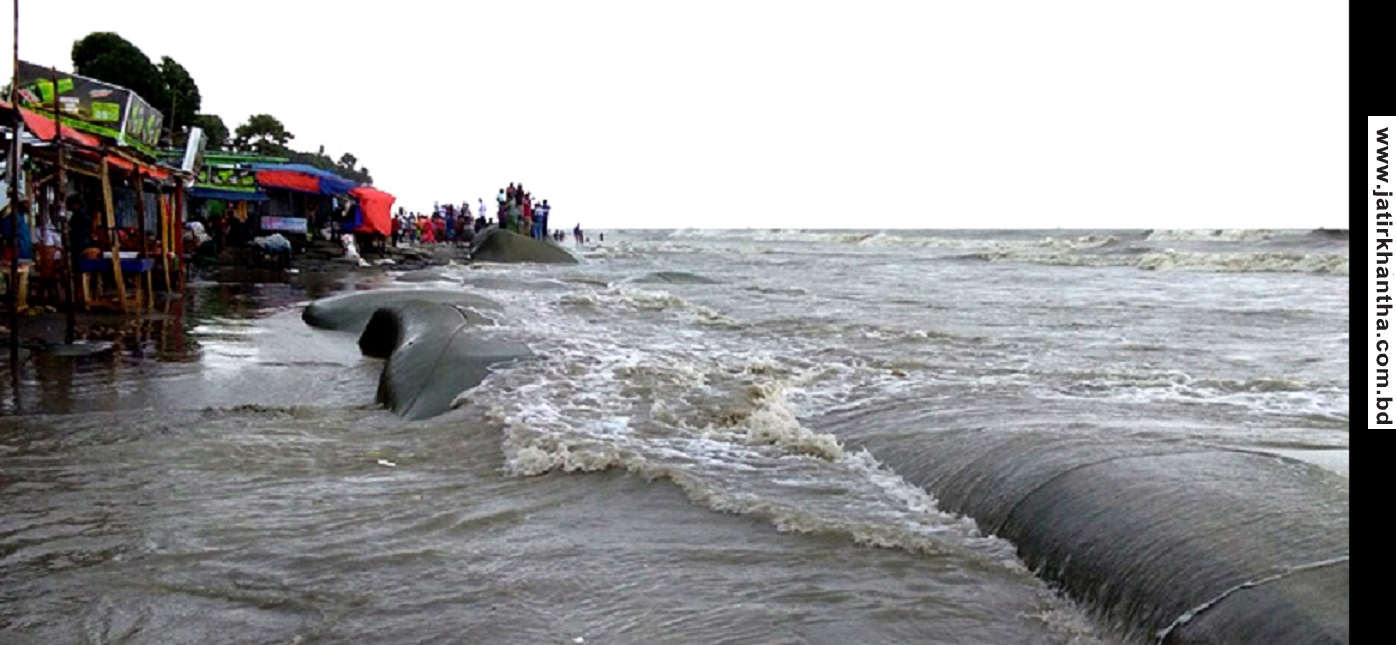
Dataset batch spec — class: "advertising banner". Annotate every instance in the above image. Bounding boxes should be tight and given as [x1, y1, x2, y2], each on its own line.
[260, 216, 308, 233]
[14, 60, 165, 154]
[198, 164, 260, 194]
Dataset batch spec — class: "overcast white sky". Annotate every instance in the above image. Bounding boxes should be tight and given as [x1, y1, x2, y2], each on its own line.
[3, 1, 1347, 229]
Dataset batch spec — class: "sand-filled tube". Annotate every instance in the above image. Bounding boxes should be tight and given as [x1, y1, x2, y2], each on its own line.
[302, 290, 530, 420]
[470, 227, 579, 264]
[857, 430, 1348, 645]
[356, 302, 532, 420]
[302, 289, 503, 333]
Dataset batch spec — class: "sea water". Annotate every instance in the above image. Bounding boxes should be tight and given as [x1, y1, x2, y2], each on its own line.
[0, 229, 1348, 644]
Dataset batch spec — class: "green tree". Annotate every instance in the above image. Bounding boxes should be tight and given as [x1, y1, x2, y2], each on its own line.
[287, 146, 333, 171]
[333, 152, 373, 184]
[159, 56, 201, 131]
[71, 32, 169, 116]
[285, 145, 373, 184]
[190, 114, 229, 150]
[233, 114, 294, 156]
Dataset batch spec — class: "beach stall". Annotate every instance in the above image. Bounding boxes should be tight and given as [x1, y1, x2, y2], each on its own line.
[185, 152, 272, 205]
[250, 163, 359, 240]
[175, 152, 276, 263]
[7, 62, 189, 314]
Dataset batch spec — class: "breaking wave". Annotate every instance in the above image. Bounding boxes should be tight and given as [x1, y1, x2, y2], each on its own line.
[1145, 229, 1280, 242]
[1030, 369, 1349, 426]
[664, 228, 1126, 252]
[450, 277, 1023, 564]
[973, 247, 1348, 275]
[479, 348, 1012, 560]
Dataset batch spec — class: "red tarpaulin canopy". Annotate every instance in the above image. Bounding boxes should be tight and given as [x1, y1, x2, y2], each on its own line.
[1, 100, 101, 147]
[350, 186, 395, 237]
[256, 169, 322, 193]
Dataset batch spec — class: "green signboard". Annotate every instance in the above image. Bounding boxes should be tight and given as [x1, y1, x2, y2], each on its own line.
[197, 164, 260, 193]
[14, 60, 165, 155]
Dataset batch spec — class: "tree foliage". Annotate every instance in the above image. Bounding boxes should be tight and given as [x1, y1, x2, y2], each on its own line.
[71, 32, 169, 117]
[159, 56, 201, 130]
[232, 114, 294, 156]
[286, 146, 373, 185]
[336, 152, 373, 185]
[191, 114, 229, 150]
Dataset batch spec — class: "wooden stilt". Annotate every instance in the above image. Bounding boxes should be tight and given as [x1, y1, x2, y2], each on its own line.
[174, 184, 185, 291]
[53, 65, 76, 344]
[175, 184, 187, 290]
[134, 166, 147, 314]
[99, 156, 128, 313]
[160, 192, 170, 294]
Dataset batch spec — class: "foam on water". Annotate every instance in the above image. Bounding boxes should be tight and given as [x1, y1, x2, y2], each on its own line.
[448, 273, 1024, 565]
[1145, 228, 1279, 242]
[1026, 368, 1349, 424]
[1136, 249, 1349, 274]
[648, 229, 1348, 275]
[974, 247, 1349, 274]
[666, 228, 1126, 252]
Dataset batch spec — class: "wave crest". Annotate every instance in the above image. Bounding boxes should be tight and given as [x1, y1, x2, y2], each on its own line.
[974, 247, 1348, 275]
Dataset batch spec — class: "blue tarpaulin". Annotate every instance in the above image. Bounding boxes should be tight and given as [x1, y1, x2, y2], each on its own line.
[340, 204, 364, 232]
[250, 163, 359, 196]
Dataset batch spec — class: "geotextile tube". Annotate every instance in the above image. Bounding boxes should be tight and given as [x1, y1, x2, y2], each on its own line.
[302, 289, 501, 333]
[470, 227, 579, 264]
[302, 290, 530, 420]
[358, 302, 531, 420]
[858, 430, 1349, 645]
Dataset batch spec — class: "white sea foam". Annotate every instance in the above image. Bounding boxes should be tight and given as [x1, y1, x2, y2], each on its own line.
[664, 228, 1122, 252]
[1031, 369, 1350, 425]
[1136, 249, 1348, 274]
[975, 246, 1348, 275]
[1145, 229, 1279, 242]
[446, 272, 1018, 563]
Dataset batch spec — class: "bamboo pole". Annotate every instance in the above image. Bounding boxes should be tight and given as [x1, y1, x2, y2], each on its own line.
[7, 0, 21, 365]
[174, 181, 184, 291]
[134, 165, 147, 313]
[136, 166, 146, 259]
[6, 123, 20, 364]
[99, 155, 127, 313]
[159, 189, 169, 293]
[53, 66, 74, 344]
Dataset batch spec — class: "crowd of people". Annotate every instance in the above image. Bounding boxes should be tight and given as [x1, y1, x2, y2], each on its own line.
[389, 182, 589, 248]
[494, 182, 553, 240]
[390, 202, 480, 247]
